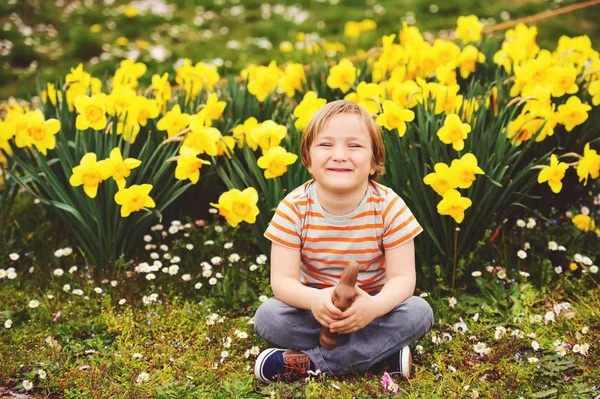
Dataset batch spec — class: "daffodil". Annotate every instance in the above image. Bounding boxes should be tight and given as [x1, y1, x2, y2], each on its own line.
[14, 110, 61, 155]
[114, 184, 156, 217]
[43, 82, 62, 106]
[556, 96, 592, 132]
[436, 114, 471, 151]
[458, 45, 486, 79]
[199, 93, 226, 126]
[250, 120, 287, 152]
[257, 146, 298, 179]
[113, 59, 147, 89]
[175, 146, 211, 184]
[74, 94, 108, 131]
[375, 100, 415, 136]
[344, 81, 384, 115]
[423, 163, 459, 196]
[216, 136, 236, 158]
[572, 214, 595, 232]
[455, 15, 483, 44]
[133, 97, 160, 127]
[156, 104, 191, 138]
[176, 60, 221, 101]
[246, 61, 282, 102]
[210, 187, 260, 227]
[232, 117, 260, 149]
[450, 153, 485, 189]
[278, 63, 306, 97]
[549, 65, 579, 98]
[293, 91, 326, 131]
[344, 21, 361, 39]
[69, 153, 104, 198]
[151, 73, 172, 111]
[183, 115, 222, 156]
[97, 148, 142, 190]
[437, 189, 472, 223]
[326, 59, 357, 93]
[576, 143, 600, 185]
[537, 154, 569, 193]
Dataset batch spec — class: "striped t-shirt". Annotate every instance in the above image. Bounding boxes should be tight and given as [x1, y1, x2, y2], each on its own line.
[264, 179, 423, 293]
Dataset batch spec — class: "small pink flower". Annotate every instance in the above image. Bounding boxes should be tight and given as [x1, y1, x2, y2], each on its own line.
[381, 372, 392, 389]
[195, 219, 206, 227]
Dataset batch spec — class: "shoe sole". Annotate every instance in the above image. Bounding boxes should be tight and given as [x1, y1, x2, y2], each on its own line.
[400, 347, 412, 379]
[255, 347, 283, 382]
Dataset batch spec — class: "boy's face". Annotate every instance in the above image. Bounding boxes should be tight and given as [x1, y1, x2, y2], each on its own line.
[307, 113, 375, 196]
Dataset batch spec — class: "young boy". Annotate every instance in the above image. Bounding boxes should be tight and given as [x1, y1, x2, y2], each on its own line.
[253, 100, 434, 382]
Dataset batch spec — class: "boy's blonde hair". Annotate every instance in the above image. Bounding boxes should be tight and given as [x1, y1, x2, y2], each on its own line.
[300, 100, 386, 181]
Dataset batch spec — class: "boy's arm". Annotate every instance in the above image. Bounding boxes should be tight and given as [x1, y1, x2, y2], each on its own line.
[270, 242, 342, 326]
[371, 239, 417, 317]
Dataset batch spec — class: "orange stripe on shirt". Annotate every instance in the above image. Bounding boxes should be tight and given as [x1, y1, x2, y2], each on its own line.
[367, 197, 384, 203]
[384, 225, 422, 249]
[385, 204, 407, 230]
[384, 215, 415, 238]
[302, 246, 381, 255]
[304, 235, 381, 243]
[364, 255, 384, 271]
[306, 211, 325, 218]
[302, 223, 383, 231]
[269, 220, 298, 238]
[265, 230, 300, 249]
[382, 195, 400, 221]
[282, 199, 301, 220]
[302, 254, 382, 266]
[360, 271, 386, 287]
[275, 209, 297, 226]
[351, 210, 382, 219]
[296, 199, 315, 206]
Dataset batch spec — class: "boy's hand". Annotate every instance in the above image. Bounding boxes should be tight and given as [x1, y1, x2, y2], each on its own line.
[310, 286, 342, 328]
[328, 286, 377, 334]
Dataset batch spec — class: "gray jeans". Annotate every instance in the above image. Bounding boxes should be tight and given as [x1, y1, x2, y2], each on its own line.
[253, 295, 434, 375]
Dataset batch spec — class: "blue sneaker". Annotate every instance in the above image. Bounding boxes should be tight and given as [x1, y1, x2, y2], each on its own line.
[254, 348, 315, 382]
[382, 345, 413, 379]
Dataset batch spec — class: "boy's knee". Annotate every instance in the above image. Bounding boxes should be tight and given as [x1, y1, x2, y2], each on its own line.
[253, 298, 282, 337]
[407, 296, 435, 332]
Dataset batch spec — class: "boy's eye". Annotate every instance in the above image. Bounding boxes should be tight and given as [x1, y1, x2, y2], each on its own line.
[348, 143, 362, 148]
[319, 143, 332, 147]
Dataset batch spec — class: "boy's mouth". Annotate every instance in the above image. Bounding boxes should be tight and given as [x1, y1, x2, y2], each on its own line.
[327, 168, 353, 172]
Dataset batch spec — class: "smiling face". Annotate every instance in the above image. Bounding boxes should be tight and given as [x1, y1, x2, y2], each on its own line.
[307, 113, 375, 197]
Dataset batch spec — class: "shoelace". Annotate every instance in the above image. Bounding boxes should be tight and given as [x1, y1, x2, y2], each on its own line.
[284, 354, 310, 377]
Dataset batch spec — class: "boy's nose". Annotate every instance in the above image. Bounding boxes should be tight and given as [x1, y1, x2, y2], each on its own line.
[332, 146, 347, 161]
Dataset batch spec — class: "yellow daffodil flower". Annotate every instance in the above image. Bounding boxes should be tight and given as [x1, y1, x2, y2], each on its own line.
[557, 96, 592, 132]
[232, 117, 260, 149]
[423, 162, 459, 196]
[572, 214, 596, 232]
[106, 86, 137, 118]
[43, 82, 62, 106]
[216, 136, 236, 158]
[344, 21, 361, 39]
[450, 153, 485, 189]
[210, 187, 260, 228]
[437, 189, 472, 223]
[250, 120, 287, 152]
[183, 115, 222, 156]
[113, 59, 147, 89]
[537, 154, 569, 193]
[344, 81, 384, 115]
[359, 19, 376, 32]
[65, 64, 102, 111]
[455, 15, 483, 44]
[375, 100, 415, 136]
[576, 143, 600, 185]
[97, 148, 142, 190]
[176, 60, 220, 101]
[436, 114, 471, 151]
[14, 110, 61, 155]
[199, 93, 226, 126]
[74, 94, 108, 131]
[69, 153, 104, 198]
[151, 73, 172, 111]
[175, 146, 211, 184]
[257, 146, 298, 179]
[132, 97, 159, 127]
[114, 184, 156, 217]
[549, 65, 579, 98]
[389, 80, 422, 109]
[326, 59, 358, 94]
[293, 91, 326, 131]
[279, 63, 306, 97]
[458, 45, 486, 79]
[247, 61, 282, 102]
[157, 104, 191, 138]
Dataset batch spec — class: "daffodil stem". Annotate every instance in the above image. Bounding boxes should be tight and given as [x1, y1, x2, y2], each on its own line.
[452, 227, 459, 289]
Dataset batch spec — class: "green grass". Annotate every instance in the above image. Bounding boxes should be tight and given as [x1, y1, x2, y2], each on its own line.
[2, 0, 600, 99]
[0, 190, 599, 398]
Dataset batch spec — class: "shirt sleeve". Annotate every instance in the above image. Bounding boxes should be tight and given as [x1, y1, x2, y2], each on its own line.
[264, 196, 302, 250]
[381, 192, 423, 250]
